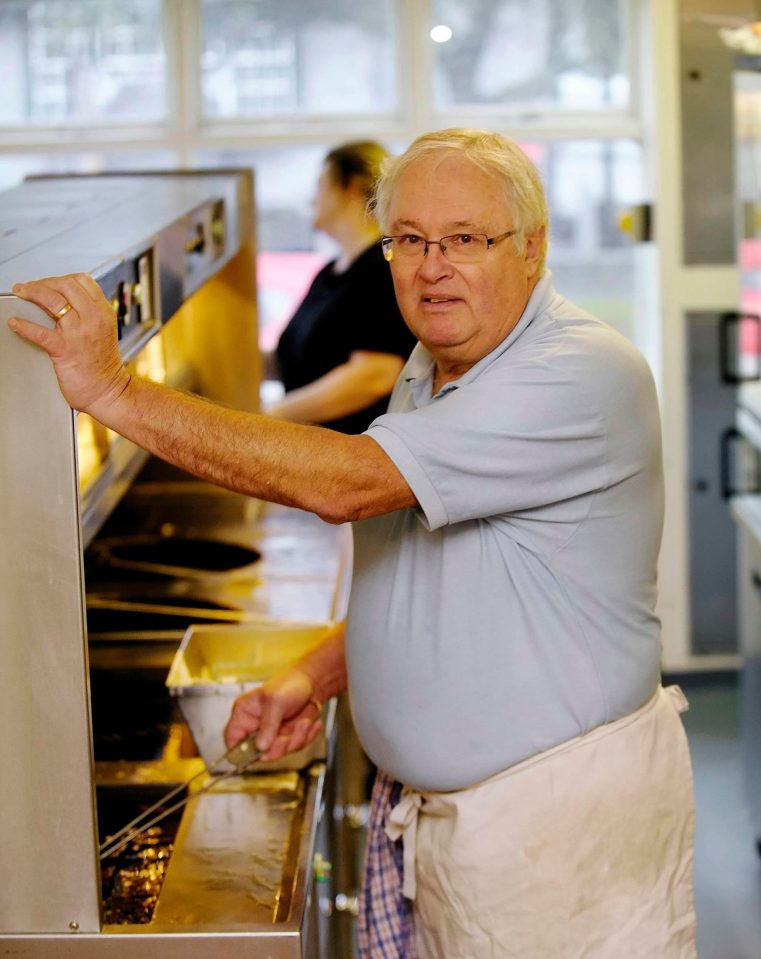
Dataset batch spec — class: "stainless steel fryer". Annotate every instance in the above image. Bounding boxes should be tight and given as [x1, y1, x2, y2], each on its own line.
[0, 171, 351, 958]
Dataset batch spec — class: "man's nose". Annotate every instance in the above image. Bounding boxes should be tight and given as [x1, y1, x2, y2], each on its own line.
[418, 241, 453, 279]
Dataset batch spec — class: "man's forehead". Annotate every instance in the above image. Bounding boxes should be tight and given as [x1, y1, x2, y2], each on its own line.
[388, 155, 511, 229]
[398, 150, 489, 181]
[391, 215, 487, 233]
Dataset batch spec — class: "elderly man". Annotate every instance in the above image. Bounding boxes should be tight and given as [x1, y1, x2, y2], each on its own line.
[10, 129, 696, 959]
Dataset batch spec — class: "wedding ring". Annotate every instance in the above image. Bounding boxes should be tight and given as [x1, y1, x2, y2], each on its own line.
[54, 302, 73, 319]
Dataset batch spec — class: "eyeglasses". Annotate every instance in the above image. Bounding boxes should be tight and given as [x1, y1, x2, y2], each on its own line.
[381, 229, 517, 264]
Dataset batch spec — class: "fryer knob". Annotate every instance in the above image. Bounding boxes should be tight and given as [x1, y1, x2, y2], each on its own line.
[343, 802, 369, 830]
[334, 893, 359, 917]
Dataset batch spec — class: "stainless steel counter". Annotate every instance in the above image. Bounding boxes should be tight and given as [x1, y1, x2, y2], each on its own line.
[2, 763, 330, 957]
[1, 485, 349, 957]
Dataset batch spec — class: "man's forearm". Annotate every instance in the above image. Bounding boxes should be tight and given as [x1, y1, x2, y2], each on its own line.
[7, 274, 415, 523]
[94, 374, 414, 524]
[293, 623, 348, 702]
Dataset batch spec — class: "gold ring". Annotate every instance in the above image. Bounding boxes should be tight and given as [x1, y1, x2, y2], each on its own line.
[54, 302, 73, 319]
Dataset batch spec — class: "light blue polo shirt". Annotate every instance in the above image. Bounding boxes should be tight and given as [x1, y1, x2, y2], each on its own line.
[346, 272, 664, 791]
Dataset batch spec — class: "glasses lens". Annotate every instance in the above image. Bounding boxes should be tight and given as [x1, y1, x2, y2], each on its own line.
[383, 233, 492, 262]
[442, 234, 488, 263]
[396, 235, 426, 258]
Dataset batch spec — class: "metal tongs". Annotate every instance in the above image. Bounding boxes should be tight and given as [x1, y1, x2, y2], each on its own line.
[99, 734, 262, 860]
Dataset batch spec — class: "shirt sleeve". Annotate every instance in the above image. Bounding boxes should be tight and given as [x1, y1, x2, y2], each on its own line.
[366, 355, 609, 530]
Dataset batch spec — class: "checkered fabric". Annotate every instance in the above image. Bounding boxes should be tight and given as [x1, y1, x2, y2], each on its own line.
[356, 770, 417, 958]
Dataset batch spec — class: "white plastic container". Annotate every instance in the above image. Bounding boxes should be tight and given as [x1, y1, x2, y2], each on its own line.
[166, 621, 335, 771]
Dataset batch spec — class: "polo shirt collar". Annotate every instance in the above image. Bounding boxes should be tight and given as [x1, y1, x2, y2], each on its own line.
[403, 270, 556, 404]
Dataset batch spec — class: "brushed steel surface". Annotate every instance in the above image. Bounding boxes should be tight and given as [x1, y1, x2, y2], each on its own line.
[679, 0, 751, 264]
[731, 512, 761, 842]
[0, 170, 259, 549]
[151, 773, 306, 930]
[0, 769, 325, 957]
[0, 170, 348, 953]
[0, 930, 302, 957]
[0, 174, 250, 291]
[687, 311, 739, 651]
[0, 295, 101, 933]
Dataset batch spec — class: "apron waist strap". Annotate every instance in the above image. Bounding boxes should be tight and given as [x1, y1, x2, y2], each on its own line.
[385, 788, 423, 899]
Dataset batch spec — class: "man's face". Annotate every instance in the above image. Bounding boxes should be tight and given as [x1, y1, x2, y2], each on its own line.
[385, 151, 544, 383]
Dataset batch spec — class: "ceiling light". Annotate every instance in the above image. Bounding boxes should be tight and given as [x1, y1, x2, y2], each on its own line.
[430, 24, 453, 43]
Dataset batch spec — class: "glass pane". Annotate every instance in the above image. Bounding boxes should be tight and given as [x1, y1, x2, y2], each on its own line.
[195, 145, 335, 350]
[0, 0, 166, 125]
[200, 0, 397, 118]
[0, 151, 178, 192]
[531, 138, 643, 344]
[431, 0, 629, 112]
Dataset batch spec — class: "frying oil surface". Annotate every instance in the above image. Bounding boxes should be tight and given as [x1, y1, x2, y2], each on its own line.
[101, 825, 174, 924]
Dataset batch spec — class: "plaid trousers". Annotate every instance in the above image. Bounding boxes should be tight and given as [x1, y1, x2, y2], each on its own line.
[356, 770, 417, 958]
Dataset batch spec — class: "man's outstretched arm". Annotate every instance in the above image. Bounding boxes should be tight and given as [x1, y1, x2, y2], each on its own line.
[10, 273, 416, 524]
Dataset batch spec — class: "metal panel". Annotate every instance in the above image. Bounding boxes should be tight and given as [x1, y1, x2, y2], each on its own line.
[0, 768, 326, 957]
[679, 0, 761, 264]
[0, 296, 101, 933]
[0, 173, 252, 295]
[729, 501, 761, 844]
[687, 311, 739, 651]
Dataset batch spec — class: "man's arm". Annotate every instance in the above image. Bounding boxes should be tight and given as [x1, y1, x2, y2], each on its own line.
[9, 273, 416, 524]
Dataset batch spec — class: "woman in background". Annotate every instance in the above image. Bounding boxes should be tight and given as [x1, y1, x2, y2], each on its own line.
[265, 141, 415, 434]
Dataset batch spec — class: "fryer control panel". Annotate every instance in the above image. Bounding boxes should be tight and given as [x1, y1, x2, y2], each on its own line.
[99, 247, 156, 345]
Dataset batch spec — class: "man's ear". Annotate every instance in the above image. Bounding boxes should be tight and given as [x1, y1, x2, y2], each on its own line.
[524, 225, 546, 278]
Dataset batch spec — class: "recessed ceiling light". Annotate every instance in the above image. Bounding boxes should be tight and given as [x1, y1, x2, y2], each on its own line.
[430, 24, 453, 43]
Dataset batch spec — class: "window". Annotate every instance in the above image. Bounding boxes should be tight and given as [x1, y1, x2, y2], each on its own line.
[200, 0, 399, 119]
[536, 138, 644, 342]
[0, 1, 646, 352]
[195, 144, 335, 348]
[431, 0, 630, 113]
[0, 149, 176, 191]
[0, 0, 166, 125]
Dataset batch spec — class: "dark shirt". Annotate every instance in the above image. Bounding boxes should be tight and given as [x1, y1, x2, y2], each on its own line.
[275, 242, 416, 434]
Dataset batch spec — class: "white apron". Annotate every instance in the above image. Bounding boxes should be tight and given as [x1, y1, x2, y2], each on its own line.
[386, 685, 697, 959]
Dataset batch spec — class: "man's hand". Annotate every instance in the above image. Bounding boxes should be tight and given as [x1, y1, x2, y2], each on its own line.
[9, 273, 131, 416]
[225, 623, 348, 761]
[224, 667, 324, 762]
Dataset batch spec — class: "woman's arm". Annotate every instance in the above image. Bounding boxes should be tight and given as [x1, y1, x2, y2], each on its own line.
[267, 350, 404, 424]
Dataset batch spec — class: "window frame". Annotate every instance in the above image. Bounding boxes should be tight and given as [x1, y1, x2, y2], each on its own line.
[0, 0, 645, 165]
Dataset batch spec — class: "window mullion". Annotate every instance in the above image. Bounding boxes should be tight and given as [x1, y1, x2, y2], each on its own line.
[164, 0, 200, 166]
[397, 0, 435, 136]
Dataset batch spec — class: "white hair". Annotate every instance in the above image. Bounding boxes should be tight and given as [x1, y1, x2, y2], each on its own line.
[372, 128, 549, 274]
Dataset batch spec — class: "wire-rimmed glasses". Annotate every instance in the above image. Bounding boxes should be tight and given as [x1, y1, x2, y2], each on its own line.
[381, 229, 517, 264]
